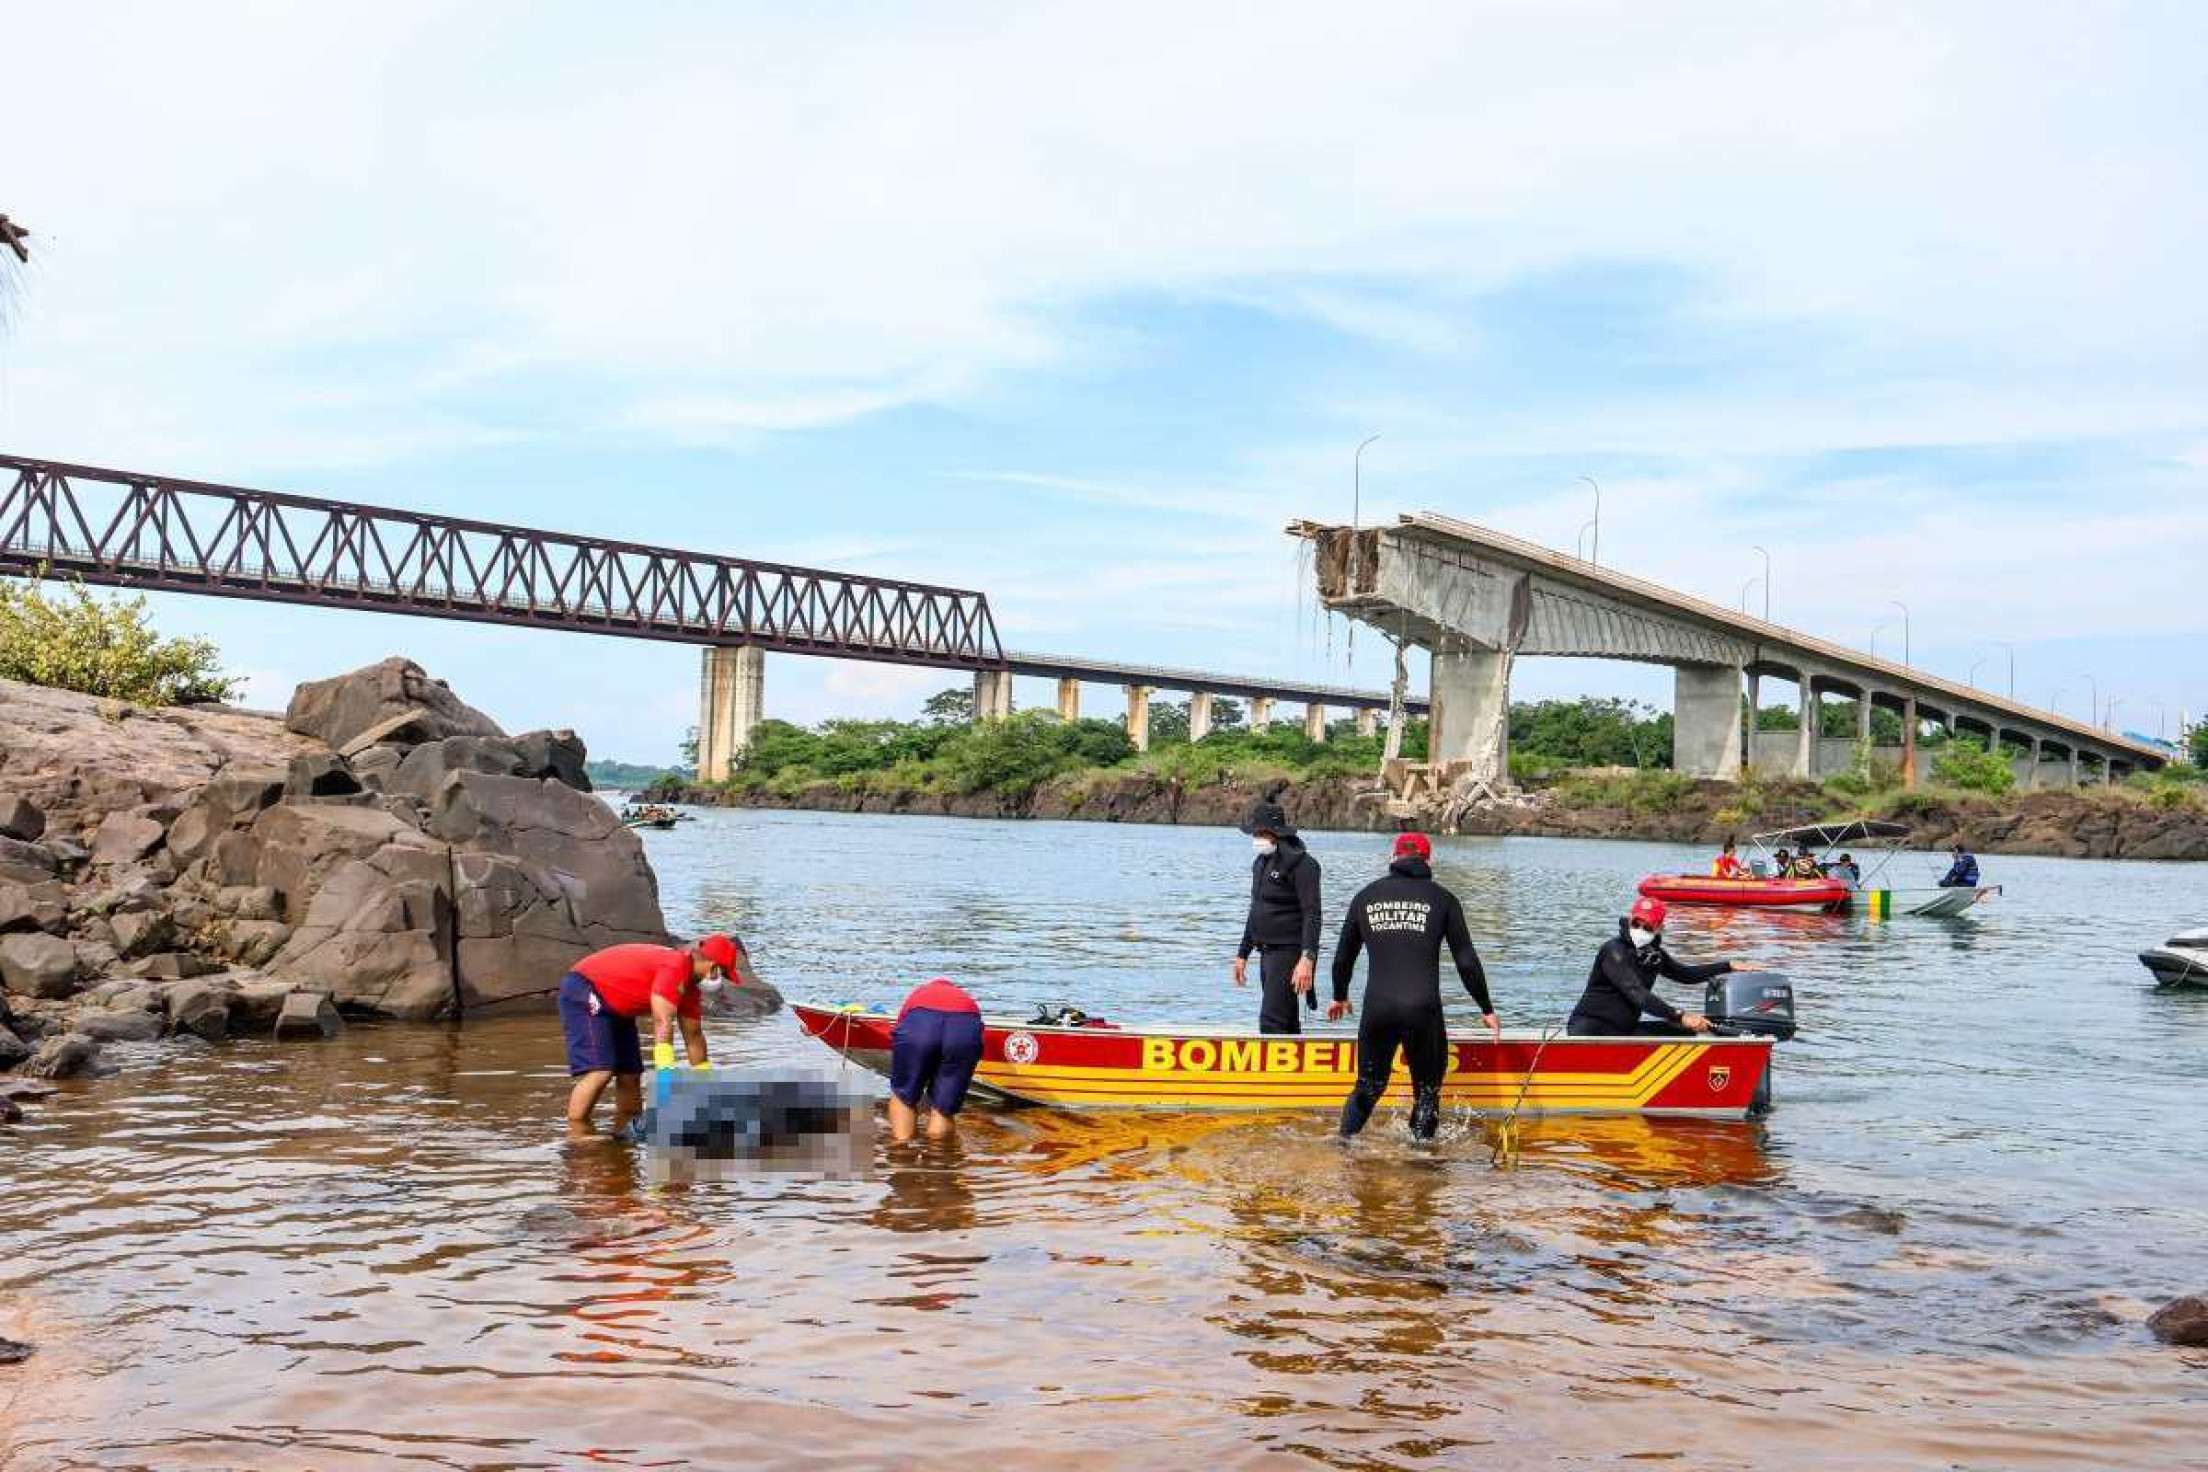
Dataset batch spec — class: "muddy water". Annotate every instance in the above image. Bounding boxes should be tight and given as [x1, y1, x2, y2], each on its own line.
[4, 812, 2206, 1469]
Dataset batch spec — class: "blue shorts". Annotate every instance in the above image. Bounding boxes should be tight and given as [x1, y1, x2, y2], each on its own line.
[559, 973, 643, 1077]
[889, 1007, 985, 1116]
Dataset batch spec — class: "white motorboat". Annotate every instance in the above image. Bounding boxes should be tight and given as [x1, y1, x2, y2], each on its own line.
[2138, 929, 2208, 988]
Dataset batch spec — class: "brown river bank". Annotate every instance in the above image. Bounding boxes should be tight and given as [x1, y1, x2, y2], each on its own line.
[668, 771, 2208, 860]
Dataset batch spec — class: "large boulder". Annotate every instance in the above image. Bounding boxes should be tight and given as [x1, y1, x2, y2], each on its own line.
[22, 1032, 98, 1079]
[0, 932, 79, 999]
[73, 1007, 164, 1044]
[249, 802, 445, 924]
[264, 855, 457, 1020]
[388, 735, 531, 801]
[0, 836, 60, 885]
[514, 730, 591, 792]
[109, 909, 177, 960]
[0, 881, 66, 934]
[274, 989, 344, 1040]
[165, 773, 286, 866]
[284, 658, 504, 753]
[2149, 1294, 2208, 1347]
[165, 979, 230, 1041]
[428, 771, 668, 1011]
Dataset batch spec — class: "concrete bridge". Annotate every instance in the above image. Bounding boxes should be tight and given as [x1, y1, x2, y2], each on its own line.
[1295, 512, 2164, 793]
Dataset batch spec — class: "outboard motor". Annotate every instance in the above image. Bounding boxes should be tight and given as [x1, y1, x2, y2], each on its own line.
[1705, 971, 1796, 1041]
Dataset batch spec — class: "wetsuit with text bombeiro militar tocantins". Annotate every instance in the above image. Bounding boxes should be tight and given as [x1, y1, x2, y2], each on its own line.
[1330, 855, 1491, 1139]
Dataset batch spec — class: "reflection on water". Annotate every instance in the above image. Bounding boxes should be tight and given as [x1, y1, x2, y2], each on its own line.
[5, 814, 2208, 1469]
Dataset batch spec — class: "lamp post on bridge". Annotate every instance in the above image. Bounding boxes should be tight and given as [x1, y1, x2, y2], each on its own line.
[1740, 576, 1761, 614]
[2080, 674, 2099, 729]
[2107, 696, 2123, 733]
[1993, 640, 2015, 700]
[1888, 600, 1910, 667]
[1752, 545, 1771, 622]
[1352, 433, 1382, 530]
[1870, 623, 1893, 659]
[1580, 476, 1601, 565]
[1969, 657, 1987, 690]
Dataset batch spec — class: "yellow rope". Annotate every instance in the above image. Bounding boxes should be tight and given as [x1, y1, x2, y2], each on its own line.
[1491, 1024, 1559, 1170]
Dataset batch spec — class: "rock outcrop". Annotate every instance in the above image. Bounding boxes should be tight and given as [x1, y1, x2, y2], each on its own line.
[2148, 1294, 2208, 1347]
[0, 658, 704, 1069]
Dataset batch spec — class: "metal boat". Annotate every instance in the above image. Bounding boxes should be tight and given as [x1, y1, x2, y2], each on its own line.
[793, 977, 1795, 1120]
[2139, 929, 2208, 988]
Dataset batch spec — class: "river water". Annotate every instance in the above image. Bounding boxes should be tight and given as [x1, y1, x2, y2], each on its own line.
[4, 809, 2206, 1469]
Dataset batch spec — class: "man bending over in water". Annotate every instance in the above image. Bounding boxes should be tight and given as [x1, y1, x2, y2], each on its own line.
[560, 934, 750, 1138]
[1328, 833, 1500, 1142]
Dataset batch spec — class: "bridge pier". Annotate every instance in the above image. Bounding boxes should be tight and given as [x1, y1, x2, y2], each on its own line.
[1673, 664, 1743, 780]
[1303, 703, 1327, 743]
[1430, 649, 1510, 783]
[1794, 679, 1818, 778]
[974, 669, 1014, 721]
[1355, 709, 1377, 739]
[1125, 685, 1152, 752]
[697, 644, 765, 782]
[1250, 696, 1275, 733]
[1901, 696, 1920, 788]
[1189, 691, 1214, 743]
[1056, 678, 1081, 722]
[1743, 670, 1762, 772]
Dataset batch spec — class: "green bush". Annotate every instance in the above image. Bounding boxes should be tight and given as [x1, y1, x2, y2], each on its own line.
[1931, 736, 2016, 795]
[0, 576, 240, 705]
[933, 711, 1133, 796]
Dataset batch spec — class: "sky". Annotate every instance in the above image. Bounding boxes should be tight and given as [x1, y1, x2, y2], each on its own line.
[3, 2, 2203, 760]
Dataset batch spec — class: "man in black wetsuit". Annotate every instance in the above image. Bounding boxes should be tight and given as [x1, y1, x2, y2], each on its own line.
[1567, 895, 1738, 1036]
[1232, 783, 1322, 1034]
[1327, 832, 1499, 1141]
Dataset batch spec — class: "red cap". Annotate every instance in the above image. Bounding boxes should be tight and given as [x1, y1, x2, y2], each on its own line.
[1392, 831, 1432, 861]
[1629, 896, 1667, 930]
[695, 933, 744, 979]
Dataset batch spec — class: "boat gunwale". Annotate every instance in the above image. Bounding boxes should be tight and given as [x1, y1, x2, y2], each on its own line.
[789, 1005, 1774, 1048]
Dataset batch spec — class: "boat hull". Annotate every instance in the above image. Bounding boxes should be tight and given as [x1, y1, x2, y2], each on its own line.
[2140, 949, 2208, 988]
[1859, 885, 1998, 919]
[792, 1006, 1776, 1118]
[1639, 874, 1849, 911]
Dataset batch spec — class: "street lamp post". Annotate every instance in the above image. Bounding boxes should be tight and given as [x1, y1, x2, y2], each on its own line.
[2107, 697, 2123, 733]
[1740, 576, 1761, 613]
[2079, 674, 2099, 728]
[1889, 600, 1910, 667]
[1870, 623, 1893, 659]
[1969, 657, 1987, 689]
[1994, 640, 2015, 699]
[1580, 476, 1601, 565]
[1576, 520, 1596, 561]
[1352, 433, 1381, 530]
[1752, 545, 1771, 622]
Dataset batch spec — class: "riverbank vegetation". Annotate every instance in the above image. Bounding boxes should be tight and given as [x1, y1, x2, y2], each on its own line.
[0, 575, 238, 706]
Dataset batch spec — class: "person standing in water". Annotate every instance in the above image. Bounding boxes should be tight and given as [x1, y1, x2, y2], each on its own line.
[559, 934, 751, 1137]
[1328, 833, 1500, 1142]
[1567, 897, 1738, 1036]
[1232, 782, 1322, 1034]
[888, 977, 984, 1143]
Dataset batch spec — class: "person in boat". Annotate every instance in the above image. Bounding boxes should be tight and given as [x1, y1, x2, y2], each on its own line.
[1233, 782, 1322, 1034]
[1567, 896, 1736, 1037]
[888, 977, 984, 1144]
[1711, 835, 1747, 879]
[1830, 852, 1862, 888]
[1938, 838, 1980, 888]
[1767, 846, 1792, 879]
[1327, 832, 1499, 1142]
[561, 933, 750, 1138]
[1789, 850, 1824, 880]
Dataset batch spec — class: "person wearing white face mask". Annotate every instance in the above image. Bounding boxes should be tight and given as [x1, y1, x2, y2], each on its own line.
[1565, 896, 1741, 1037]
[558, 933, 754, 1137]
[1231, 782, 1323, 1033]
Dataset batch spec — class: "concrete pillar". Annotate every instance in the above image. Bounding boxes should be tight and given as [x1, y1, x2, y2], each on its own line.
[1794, 679, 1817, 778]
[1744, 670, 1762, 773]
[1303, 703, 1327, 743]
[1857, 695, 1873, 746]
[1125, 685, 1151, 752]
[1901, 695, 1919, 788]
[1672, 664, 1743, 780]
[973, 669, 1013, 721]
[1355, 708, 1377, 738]
[1188, 690, 1214, 743]
[1384, 639, 1408, 762]
[696, 644, 765, 782]
[2025, 736, 2042, 790]
[1056, 678, 1081, 723]
[1250, 696, 1275, 732]
[1430, 648, 1511, 783]
[2068, 749, 2080, 788]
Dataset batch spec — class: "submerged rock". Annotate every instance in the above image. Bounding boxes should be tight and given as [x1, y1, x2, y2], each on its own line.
[274, 989, 344, 1040]
[0, 1336, 31, 1364]
[22, 1031, 99, 1079]
[2148, 1294, 2208, 1347]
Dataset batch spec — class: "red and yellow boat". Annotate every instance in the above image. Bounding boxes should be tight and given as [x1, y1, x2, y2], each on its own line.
[791, 1004, 1777, 1119]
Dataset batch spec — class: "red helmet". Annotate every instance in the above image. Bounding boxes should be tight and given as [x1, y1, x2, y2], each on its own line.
[1629, 896, 1667, 931]
[1392, 831, 1432, 861]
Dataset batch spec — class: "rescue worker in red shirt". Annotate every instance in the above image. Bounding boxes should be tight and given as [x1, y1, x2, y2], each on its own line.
[888, 978, 984, 1144]
[559, 934, 751, 1137]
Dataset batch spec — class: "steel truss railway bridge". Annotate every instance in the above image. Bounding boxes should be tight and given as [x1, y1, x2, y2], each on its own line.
[0, 455, 1420, 780]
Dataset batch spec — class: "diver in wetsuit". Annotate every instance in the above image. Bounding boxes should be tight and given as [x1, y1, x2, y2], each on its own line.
[1567, 895, 1740, 1036]
[1328, 832, 1500, 1141]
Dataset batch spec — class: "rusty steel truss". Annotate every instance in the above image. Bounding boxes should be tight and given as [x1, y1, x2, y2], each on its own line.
[0, 454, 1005, 668]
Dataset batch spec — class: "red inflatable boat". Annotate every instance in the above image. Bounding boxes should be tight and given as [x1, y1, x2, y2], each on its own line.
[1637, 873, 1850, 911]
